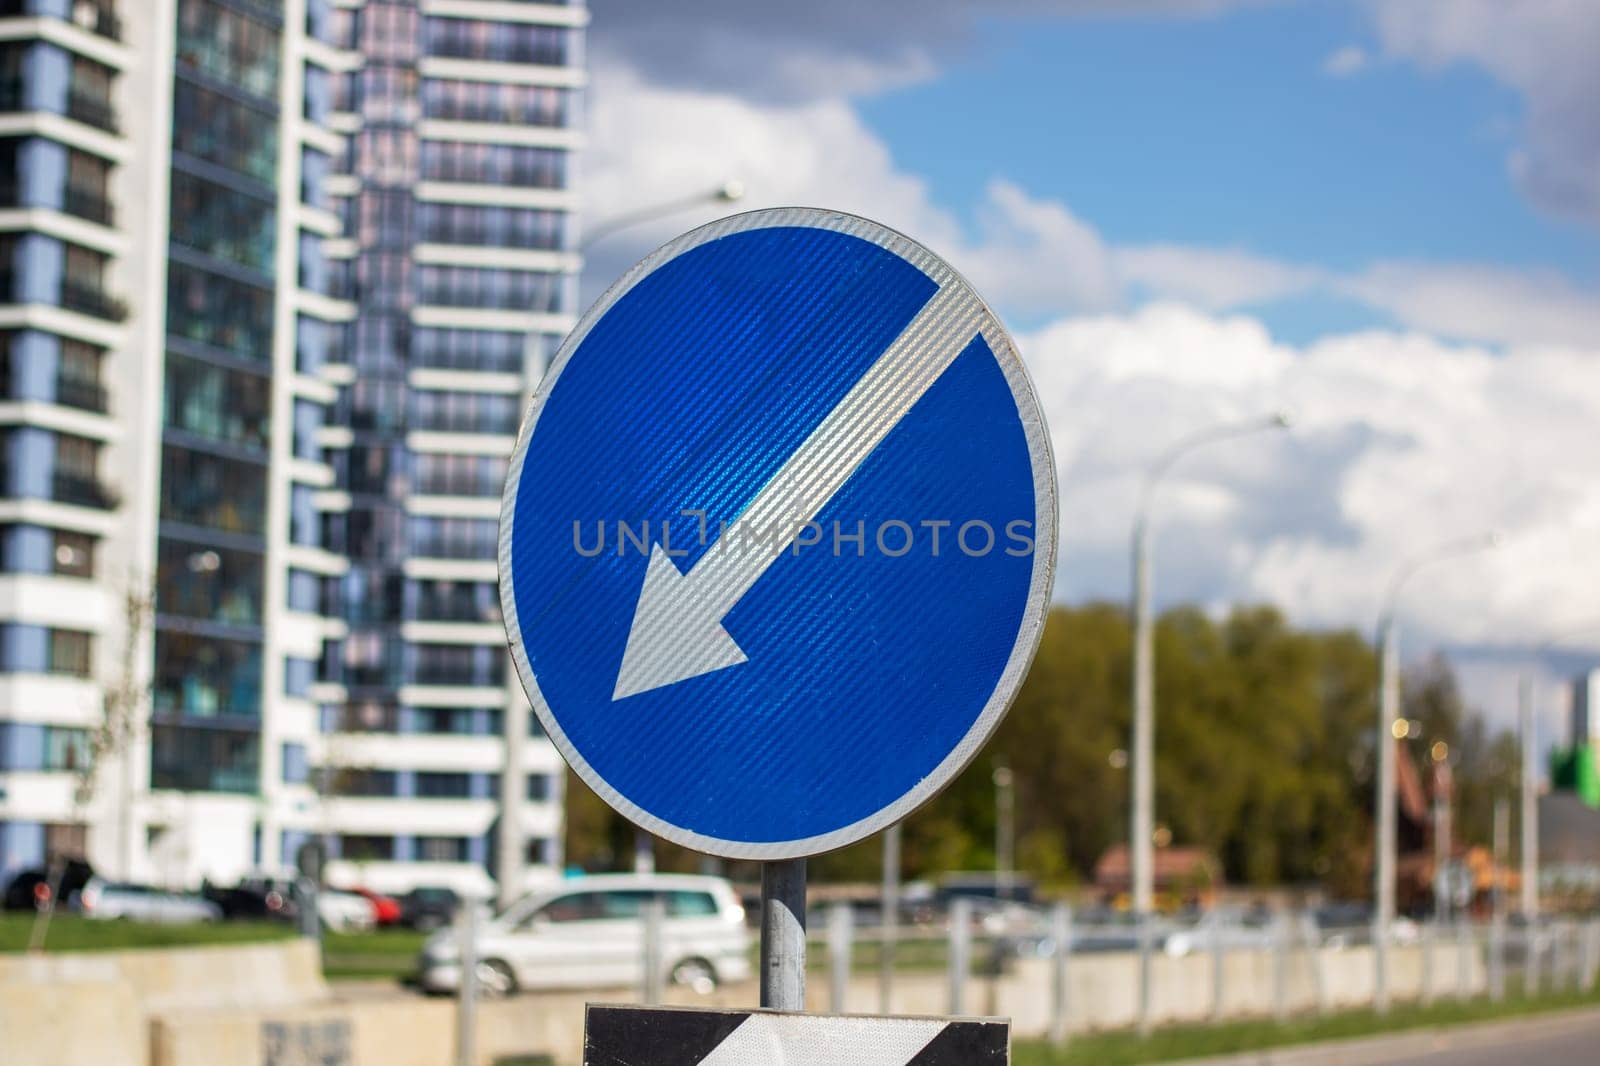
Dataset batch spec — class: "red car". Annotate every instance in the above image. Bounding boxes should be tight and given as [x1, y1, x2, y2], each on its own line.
[349, 887, 402, 926]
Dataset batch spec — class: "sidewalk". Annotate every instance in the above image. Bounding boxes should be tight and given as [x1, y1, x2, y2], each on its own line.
[1174, 1004, 1600, 1065]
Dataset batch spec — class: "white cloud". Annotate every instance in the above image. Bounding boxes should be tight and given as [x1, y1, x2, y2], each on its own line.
[581, 67, 1120, 315]
[1365, 0, 1600, 226]
[1019, 304, 1600, 647]
[1341, 262, 1600, 348]
[1321, 45, 1369, 77]
[1114, 245, 1324, 309]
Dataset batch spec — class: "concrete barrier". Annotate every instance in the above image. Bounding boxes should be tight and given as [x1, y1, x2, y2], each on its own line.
[0, 938, 1494, 1066]
[0, 978, 146, 1066]
[0, 938, 326, 1013]
[152, 996, 456, 1066]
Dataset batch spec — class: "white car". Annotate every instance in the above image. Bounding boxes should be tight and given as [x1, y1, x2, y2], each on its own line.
[78, 879, 222, 923]
[417, 873, 751, 996]
[1162, 909, 1278, 957]
[318, 889, 378, 932]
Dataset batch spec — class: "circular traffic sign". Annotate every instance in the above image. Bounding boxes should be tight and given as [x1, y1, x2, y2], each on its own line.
[500, 208, 1056, 859]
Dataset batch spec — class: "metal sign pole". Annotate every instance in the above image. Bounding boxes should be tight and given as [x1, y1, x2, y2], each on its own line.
[880, 823, 901, 1014]
[761, 859, 808, 1011]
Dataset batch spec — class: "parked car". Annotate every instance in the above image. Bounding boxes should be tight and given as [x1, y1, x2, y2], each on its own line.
[77, 879, 223, 923]
[1161, 908, 1277, 957]
[399, 886, 462, 931]
[202, 881, 293, 922]
[416, 873, 751, 997]
[319, 889, 378, 932]
[347, 887, 402, 926]
[2, 860, 95, 912]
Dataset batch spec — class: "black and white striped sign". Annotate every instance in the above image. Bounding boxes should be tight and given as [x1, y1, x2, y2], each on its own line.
[584, 1004, 1008, 1066]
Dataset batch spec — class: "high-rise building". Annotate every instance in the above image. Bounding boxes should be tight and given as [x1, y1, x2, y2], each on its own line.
[0, 0, 582, 900]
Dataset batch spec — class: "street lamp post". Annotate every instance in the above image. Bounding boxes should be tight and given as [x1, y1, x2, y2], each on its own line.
[579, 180, 745, 253]
[1372, 532, 1498, 1014]
[1130, 411, 1289, 1035]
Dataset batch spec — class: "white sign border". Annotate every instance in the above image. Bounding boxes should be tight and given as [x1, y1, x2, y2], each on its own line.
[498, 207, 1059, 860]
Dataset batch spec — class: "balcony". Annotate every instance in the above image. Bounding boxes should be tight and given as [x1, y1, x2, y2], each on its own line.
[413, 473, 505, 497]
[419, 221, 563, 251]
[409, 411, 519, 436]
[60, 277, 127, 321]
[421, 163, 563, 190]
[52, 470, 117, 509]
[414, 598, 501, 624]
[63, 183, 113, 227]
[410, 345, 524, 375]
[412, 664, 504, 688]
[427, 41, 567, 66]
[55, 375, 108, 413]
[423, 101, 564, 128]
[409, 537, 496, 561]
[0, 1, 122, 41]
[65, 87, 117, 134]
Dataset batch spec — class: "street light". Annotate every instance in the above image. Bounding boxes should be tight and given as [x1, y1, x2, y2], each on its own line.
[1372, 530, 1499, 1013]
[1129, 410, 1289, 1036]
[579, 179, 745, 253]
[1130, 411, 1290, 914]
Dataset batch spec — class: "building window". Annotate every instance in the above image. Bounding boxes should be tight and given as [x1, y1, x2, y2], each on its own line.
[42, 726, 92, 772]
[155, 539, 263, 626]
[52, 530, 96, 578]
[330, 769, 396, 797]
[340, 834, 394, 861]
[408, 516, 497, 561]
[525, 774, 551, 802]
[159, 445, 267, 535]
[410, 391, 519, 436]
[417, 203, 564, 250]
[166, 262, 274, 361]
[48, 628, 92, 677]
[172, 80, 278, 185]
[410, 328, 527, 373]
[169, 170, 276, 275]
[415, 771, 470, 799]
[176, 0, 281, 100]
[419, 141, 565, 189]
[416, 836, 467, 863]
[423, 18, 569, 65]
[412, 579, 500, 623]
[164, 353, 272, 451]
[153, 631, 261, 717]
[415, 264, 562, 311]
[281, 742, 309, 785]
[150, 723, 259, 793]
[57, 339, 107, 412]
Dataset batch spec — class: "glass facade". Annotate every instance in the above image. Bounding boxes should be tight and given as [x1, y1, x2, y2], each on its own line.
[152, 0, 282, 792]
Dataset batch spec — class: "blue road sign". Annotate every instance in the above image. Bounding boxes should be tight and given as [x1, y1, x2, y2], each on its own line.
[500, 208, 1056, 859]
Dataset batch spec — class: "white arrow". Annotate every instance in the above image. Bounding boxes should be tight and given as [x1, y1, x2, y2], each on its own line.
[612, 282, 988, 701]
[698, 1012, 949, 1066]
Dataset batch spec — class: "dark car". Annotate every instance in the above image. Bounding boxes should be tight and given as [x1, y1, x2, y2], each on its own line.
[399, 886, 461, 931]
[3, 860, 95, 912]
[202, 880, 293, 922]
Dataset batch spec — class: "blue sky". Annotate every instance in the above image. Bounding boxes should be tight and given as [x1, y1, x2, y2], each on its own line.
[583, 0, 1600, 738]
[855, 4, 1597, 339]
